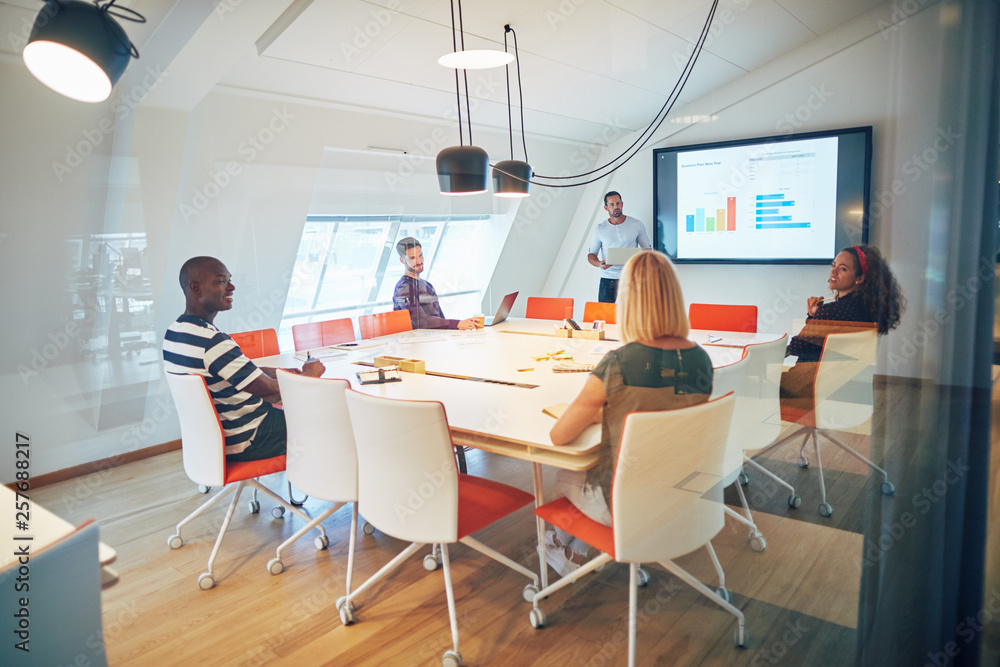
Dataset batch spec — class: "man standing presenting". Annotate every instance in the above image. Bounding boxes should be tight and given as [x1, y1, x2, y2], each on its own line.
[586, 191, 651, 303]
[392, 237, 481, 330]
[163, 256, 325, 461]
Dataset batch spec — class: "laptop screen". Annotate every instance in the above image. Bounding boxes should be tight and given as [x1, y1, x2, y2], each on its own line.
[486, 291, 518, 326]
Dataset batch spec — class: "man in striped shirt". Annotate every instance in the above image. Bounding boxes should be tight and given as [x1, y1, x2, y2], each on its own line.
[163, 257, 325, 461]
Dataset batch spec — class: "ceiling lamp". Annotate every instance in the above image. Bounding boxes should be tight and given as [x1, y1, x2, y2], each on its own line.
[22, 0, 144, 103]
[492, 25, 531, 198]
[436, 0, 488, 195]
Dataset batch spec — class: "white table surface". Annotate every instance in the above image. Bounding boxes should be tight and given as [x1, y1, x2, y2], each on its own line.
[259, 319, 783, 469]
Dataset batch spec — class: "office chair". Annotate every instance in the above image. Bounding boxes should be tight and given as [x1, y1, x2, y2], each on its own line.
[165, 372, 327, 589]
[771, 328, 890, 516]
[582, 301, 616, 324]
[338, 390, 539, 667]
[267, 371, 365, 577]
[689, 303, 758, 333]
[732, 335, 801, 508]
[291, 317, 355, 351]
[525, 296, 574, 320]
[225, 326, 308, 505]
[359, 309, 413, 338]
[711, 355, 768, 551]
[529, 394, 746, 665]
[228, 328, 280, 359]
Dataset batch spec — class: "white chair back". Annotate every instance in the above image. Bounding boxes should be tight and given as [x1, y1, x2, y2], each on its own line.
[277, 371, 357, 503]
[711, 355, 751, 484]
[814, 329, 877, 431]
[344, 390, 460, 544]
[165, 372, 226, 488]
[611, 393, 734, 563]
[740, 334, 787, 454]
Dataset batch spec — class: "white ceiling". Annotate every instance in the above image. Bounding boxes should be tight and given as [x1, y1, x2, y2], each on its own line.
[0, 0, 887, 144]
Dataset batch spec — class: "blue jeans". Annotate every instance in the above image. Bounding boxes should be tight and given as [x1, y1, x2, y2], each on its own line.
[598, 278, 618, 304]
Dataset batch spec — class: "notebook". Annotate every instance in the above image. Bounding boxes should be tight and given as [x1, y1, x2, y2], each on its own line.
[484, 291, 519, 326]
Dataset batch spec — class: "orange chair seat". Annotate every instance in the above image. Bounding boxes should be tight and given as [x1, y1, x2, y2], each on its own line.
[535, 497, 616, 559]
[779, 404, 816, 426]
[457, 474, 533, 539]
[224, 455, 287, 484]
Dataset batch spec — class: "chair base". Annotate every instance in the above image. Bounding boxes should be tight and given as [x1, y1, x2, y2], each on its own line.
[169, 477, 328, 588]
[761, 423, 892, 515]
[339, 536, 537, 662]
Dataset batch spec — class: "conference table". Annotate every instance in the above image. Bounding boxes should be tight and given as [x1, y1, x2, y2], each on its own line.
[258, 317, 782, 587]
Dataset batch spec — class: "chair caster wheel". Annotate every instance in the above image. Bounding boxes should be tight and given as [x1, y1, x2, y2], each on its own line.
[818, 502, 834, 517]
[336, 597, 355, 625]
[636, 566, 650, 587]
[788, 494, 802, 509]
[880, 481, 895, 496]
[362, 521, 376, 535]
[797, 456, 809, 468]
[197, 485, 210, 494]
[198, 572, 215, 590]
[271, 506, 285, 519]
[315, 535, 330, 550]
[734, 625, 747, 648]
[168, 534, 183, 549]
[738, 472, 749, 486]
[523, 584, 539, 602]
[248, 500, 260, 514]
[749, 533, 767, 552]
[716, 586, 732, 603]
[267, 558, 283, 575]
[442, 649, 462, 666]
[423, 554, 440, 571]
[529, 608, 546, 628]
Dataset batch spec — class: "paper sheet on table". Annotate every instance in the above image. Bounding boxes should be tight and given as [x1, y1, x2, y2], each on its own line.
[294, 348, 348, 361]
[398, 333, 448, 344]
[589, 343, 614, 356]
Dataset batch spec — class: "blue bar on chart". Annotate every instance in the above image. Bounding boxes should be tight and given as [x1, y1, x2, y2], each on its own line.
[756, 194, 784, 201]
[696, 208, 705, 232]
[755, 222, 811, 229]
[686, 214, 694, 232]
[757, 215, 793, 222]
[757, 208, 779, 215]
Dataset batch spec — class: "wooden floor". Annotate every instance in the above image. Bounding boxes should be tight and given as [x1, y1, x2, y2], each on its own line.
[30, 421, 890, 667]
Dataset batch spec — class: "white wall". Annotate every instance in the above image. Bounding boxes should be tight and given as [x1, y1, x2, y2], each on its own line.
[544, 0, 966, 381]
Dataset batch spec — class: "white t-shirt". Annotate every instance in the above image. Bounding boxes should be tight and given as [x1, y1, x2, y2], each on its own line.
[587, 216, 651, 279]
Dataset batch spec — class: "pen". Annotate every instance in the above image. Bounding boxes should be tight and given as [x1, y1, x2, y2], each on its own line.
[340, 343, 358, 347]
[306, 351, 316, 363]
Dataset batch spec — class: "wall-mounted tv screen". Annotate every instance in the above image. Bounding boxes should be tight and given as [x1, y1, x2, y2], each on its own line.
[653, 126, 871, 264]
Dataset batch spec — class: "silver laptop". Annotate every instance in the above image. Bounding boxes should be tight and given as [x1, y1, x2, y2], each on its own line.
[485, 291, 519, 326]
[605, 247, 643, 265]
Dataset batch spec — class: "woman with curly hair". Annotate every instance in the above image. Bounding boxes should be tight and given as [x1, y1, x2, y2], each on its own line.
[781, 244, 905, 400]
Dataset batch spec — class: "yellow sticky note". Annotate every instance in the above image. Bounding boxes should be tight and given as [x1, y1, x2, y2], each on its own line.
[516, 366, 534, 372]
[531, 355, 551, 362]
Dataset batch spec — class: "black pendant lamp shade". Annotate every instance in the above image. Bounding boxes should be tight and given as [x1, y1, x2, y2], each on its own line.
[23, 1, 135, 103]
[437, 145, 489, 195]
[492, 160, 532, 198]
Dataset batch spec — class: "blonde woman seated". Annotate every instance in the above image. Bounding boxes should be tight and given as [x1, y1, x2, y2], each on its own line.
[547, 250, 714, 576]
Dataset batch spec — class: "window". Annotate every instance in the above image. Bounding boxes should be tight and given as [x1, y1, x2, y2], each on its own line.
[278, 215, 492, 347]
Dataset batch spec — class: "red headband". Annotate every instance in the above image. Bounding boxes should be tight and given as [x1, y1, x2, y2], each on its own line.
[851, 245, 868, 275]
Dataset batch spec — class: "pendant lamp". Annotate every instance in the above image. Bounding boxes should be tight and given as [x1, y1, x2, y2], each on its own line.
[492, 25, 532, 198]
[22, 0, 143, 103]
[436, 0, 489, 195]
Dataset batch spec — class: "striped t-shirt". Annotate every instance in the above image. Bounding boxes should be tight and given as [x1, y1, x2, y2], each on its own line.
[163, 315, 268, 455]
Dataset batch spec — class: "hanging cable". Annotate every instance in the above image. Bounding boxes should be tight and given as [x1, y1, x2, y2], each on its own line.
[491, 0, 719, 188]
